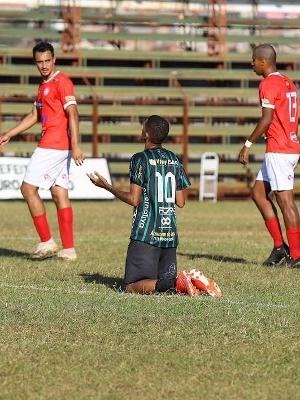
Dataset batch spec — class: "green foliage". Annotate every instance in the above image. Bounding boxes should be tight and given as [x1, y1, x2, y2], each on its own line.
[0, 201, 299, 400]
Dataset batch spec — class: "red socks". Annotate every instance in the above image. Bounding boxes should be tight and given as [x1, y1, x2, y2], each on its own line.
[265, 217, 284, 248]
[57, 207, 74, 249]
[33, 213, 51, 242]
[286, 228, 300, 260]
[32, 208, 74, 249]
[263, 218, 300, 260]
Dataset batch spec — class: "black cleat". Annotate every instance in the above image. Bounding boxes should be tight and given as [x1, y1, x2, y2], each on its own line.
[287, 257, 300, 268]
[262, 243, 289, 266]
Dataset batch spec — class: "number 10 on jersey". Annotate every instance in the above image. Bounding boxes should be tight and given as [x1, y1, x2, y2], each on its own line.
[156, 172, 176, 203]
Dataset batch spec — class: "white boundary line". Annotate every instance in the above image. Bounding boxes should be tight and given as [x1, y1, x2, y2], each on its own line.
[0, 283, 299, 310]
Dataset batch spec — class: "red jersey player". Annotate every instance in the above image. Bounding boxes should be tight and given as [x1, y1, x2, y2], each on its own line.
[0, 41, 84, 260]
[239, 44, 300, 268]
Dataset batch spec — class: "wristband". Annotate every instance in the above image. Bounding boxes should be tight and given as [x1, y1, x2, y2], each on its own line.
[244, 140, 252, 148]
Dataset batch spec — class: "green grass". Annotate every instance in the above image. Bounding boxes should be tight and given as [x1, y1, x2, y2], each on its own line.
[1, 200, 300, 400]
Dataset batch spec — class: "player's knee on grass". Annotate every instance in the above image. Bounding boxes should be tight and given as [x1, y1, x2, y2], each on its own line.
[155, 277, 176, 293]
[126, 279, 157, 294]
[126, 277, 175, 294]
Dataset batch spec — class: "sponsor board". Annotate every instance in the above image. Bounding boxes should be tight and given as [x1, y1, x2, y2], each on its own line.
[0, 157, 114, 200]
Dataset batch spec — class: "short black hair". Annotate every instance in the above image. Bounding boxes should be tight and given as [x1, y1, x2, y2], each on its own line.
[253, 44, 276, 64]
[32, 41, 55, 58]
[144, 115, 169, 144]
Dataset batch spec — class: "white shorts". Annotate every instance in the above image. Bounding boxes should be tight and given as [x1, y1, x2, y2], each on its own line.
[23, 147, 71, 190]
[256, 153, 299, 191]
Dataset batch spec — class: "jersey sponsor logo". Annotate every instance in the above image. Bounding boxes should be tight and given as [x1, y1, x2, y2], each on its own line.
[149, 158, 179, 166]
[149, 158, 167, 166]
[161, 217, 171, 226]
[138, 190, 150, 229]
[43, 87, 50, 96]
[132, 208, 137, 226]
[159, 206, 175, 215]
[150, 230, 176, 242]
[168, 159, 179, 165]
[290, 133, 299, 143]
[138, 165, 143, 179]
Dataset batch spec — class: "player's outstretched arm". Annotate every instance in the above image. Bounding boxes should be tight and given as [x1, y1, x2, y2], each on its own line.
[0, 107, 38, 147]
[66, 105, 84, 166]
[239, 107, 273, 165]
[88, 172, 142, 206]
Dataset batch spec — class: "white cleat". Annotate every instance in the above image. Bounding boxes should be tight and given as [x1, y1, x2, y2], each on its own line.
[57, 248, 77, 261]
[30, 238, 58, 260]
[189, 268, 222, 299]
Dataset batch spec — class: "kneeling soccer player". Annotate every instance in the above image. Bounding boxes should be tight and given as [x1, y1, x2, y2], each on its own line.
[88, 115, 190, 294]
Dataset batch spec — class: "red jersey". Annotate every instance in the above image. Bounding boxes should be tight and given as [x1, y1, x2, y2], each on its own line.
[35, 71, 77, 150]
[259, 72, 300, 154]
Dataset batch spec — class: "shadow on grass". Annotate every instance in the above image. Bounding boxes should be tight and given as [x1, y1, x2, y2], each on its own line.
[0, 247, 31, 258]
[79, 273, 178, 296]
[178, 252, 247, 264]
[80, 273, 125, 290]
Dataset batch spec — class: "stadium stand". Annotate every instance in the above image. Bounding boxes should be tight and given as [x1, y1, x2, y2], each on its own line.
[1, 0, 300, 198]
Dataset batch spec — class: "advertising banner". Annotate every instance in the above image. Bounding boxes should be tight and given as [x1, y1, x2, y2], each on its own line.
[0, 157, 114, 200]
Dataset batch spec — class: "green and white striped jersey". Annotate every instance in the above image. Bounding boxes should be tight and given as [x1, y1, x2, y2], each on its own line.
[129, 147, 190, 248]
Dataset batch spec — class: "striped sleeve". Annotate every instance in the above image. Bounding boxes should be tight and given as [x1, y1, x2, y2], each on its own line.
[176, 161, 191, 190]
[129, 153, 145, 187]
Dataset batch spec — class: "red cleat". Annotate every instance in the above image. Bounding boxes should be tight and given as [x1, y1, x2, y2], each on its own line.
[189, 269, 222, 299]
[176, 271, 199, 297]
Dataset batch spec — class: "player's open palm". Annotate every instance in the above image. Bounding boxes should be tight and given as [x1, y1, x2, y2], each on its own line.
[87, 171, 110, 189]
[0, 134, 11, 147]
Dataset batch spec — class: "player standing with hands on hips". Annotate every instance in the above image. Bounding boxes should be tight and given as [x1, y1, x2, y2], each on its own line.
[239, 44, 300, 268]
[0, 41, 84, 260]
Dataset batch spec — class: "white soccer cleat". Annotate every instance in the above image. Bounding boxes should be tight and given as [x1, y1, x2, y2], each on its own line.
[57, 248, 77, 261]
[30, 238, 58, 260]
[189, 268, 222, 299]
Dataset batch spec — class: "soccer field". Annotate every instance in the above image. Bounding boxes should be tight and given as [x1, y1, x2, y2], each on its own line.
[1, 200, 299, 400]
